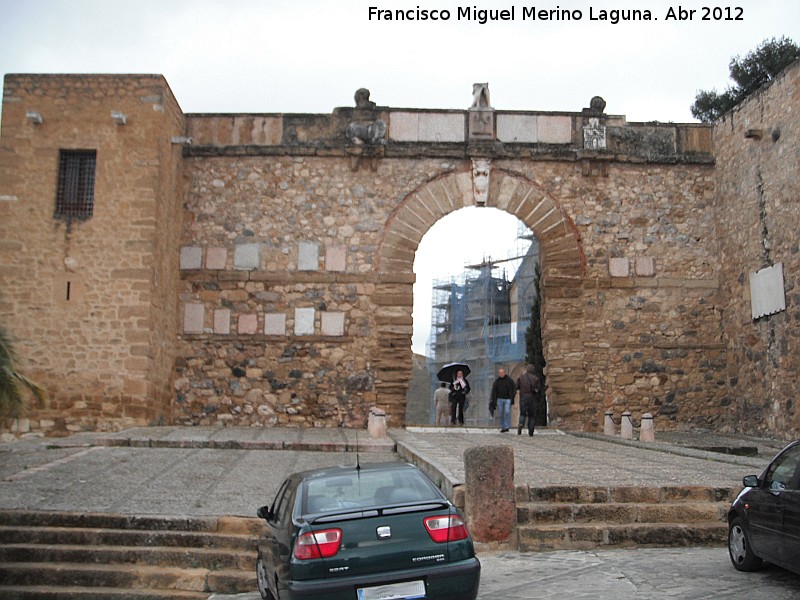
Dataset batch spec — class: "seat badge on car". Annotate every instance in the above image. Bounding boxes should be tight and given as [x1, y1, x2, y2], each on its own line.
[376, 526, 392, 539]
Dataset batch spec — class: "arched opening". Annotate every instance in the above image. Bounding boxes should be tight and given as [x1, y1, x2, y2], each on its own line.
[376, 166, 586, 428]
[407, 207, 538, 426]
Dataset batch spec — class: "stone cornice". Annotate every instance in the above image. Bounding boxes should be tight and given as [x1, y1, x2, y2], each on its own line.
[183, 143, 715, 165]
[180, 270, 416, 285]
[178, 334, 354, 343]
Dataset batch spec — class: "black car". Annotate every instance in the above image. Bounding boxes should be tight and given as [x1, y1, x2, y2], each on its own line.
[256, 461, 481, 600]
[728, 440, 800, 575]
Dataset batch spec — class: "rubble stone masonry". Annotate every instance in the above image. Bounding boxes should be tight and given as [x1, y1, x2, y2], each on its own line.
[714, 60, 800, 439]
[1, 63, 798, 438]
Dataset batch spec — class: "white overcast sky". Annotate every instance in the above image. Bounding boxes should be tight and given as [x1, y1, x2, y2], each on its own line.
[2, 0, 798, 355]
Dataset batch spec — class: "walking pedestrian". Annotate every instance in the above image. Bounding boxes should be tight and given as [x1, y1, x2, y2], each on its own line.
[516, 364, 543, 436]
[434, 382, 450, 427]
[490, 367, 516, 433]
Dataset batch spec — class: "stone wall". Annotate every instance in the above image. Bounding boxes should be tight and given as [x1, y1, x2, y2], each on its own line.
[508, 161, 722, 430]
[0, 75, 185, 434]
[6, 72, 792, 436]
[713, 60, 800, 440]
[174, 153, 438, 427]
[173, 146, 720, 431]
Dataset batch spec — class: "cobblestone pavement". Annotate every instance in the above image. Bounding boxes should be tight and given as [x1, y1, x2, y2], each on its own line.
[208, 547, 800, 600]
[473, 547, 800, 599]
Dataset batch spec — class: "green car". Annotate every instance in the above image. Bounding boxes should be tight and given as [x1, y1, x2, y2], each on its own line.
[256, 462, 481, 600]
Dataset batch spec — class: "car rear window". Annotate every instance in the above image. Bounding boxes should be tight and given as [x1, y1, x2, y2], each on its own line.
[303, 468, 442, 514]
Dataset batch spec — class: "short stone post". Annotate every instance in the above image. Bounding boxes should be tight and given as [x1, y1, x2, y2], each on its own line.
[621, 411, 633, 440]
[604, 410, 615, 436]
[368, 407, 387, 439]
[463, 445, 515, 544]
[640, 413, 655, 442]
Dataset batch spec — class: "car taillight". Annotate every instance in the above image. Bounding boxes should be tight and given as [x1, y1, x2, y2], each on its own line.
[294, 528, 343, 560]
[424, 515, 469, 543]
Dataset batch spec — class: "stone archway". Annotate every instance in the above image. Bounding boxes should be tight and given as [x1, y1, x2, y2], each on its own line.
[376, 164, 587, 426]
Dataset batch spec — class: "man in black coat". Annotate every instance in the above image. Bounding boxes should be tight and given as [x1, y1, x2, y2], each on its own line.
[516, 364, 543, 436]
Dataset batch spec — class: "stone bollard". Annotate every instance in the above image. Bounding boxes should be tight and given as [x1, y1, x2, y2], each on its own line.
[621, 411, 633, 440]
[12, 418, 31, 434]
[604, 410, 615, 436]
[367, 407, 387, 439]
[463, 445, 515, 544]
[640, 412, 655, 442]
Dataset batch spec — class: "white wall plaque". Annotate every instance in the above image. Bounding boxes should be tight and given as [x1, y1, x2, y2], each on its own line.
[294, 307, 315, 336]
[750, 262, 785, 320]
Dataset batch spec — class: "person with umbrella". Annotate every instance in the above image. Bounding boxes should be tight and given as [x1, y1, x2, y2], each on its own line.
[436, 363, 471, 426]
[449, 369, 470, 426]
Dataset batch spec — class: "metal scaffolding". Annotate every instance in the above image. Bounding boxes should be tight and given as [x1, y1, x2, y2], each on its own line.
[429, 225, 540, 426]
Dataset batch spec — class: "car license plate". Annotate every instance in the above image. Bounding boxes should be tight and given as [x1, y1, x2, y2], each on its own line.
[357, 579, 425, 600]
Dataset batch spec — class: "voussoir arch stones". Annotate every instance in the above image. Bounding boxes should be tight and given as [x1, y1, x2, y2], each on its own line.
[377, 168, 585, 278]
[376, 167, 588, 426]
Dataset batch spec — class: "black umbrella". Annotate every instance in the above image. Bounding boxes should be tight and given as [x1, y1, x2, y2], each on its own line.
[437, 362, 471, 382]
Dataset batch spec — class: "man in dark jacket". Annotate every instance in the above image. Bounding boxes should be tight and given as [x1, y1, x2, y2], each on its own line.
[490, 368, 516, 432]
[516, 364, 543, 436]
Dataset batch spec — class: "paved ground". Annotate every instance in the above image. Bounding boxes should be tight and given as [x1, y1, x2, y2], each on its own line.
[0, 427, 398, 516]
[209, 548, 800, 600]
[393, 427, 781, 493]
[0, 426, 782, 516]
[1, 425, 798, 598]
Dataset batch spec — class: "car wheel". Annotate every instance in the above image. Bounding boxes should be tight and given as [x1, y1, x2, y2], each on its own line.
[256, 551, 276, 600]
[728, 517, 763, 572]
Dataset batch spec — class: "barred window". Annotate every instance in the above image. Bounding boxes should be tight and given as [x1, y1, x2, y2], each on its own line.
[55, 150, 96, 220]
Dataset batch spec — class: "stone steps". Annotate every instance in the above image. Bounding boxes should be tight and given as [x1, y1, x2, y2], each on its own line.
[518, 521, 729, 551]
[0, 526, 254, 551]
[0, 586, 209, 600]
[516, 485, 737, 551]
[0, 510, 261, 535]
[0, 544, 251, 570]
[0, 511, 260, 599]
[519, 501, 728, 525]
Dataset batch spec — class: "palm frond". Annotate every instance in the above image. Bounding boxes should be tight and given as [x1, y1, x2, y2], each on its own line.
[0, 366, 25, 416]
[0, 327, 16, 363]
[13, 371, 48, 406]
[0, 326, 48, 423]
